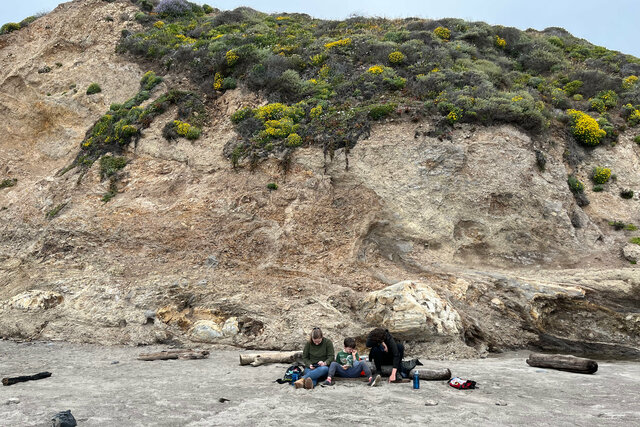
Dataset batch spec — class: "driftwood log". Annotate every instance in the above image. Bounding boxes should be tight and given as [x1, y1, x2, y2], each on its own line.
[3, 371, 52, 386]
[239, 351, 303, 366]
[138, 350, 210, 361]
[526, 353, 598, 374]
[377, 365, 451, 380]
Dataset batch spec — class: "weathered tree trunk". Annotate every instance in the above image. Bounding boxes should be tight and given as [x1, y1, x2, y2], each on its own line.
[376, 365, 451, 380]
[138, 350, 209, 361]
[526, 353, 598, 374]
[239, 351, 302, 366]
[3, 371, 52, 386]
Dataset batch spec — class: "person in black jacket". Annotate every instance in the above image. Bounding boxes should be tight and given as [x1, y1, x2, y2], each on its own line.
[365, 328, 404, 383]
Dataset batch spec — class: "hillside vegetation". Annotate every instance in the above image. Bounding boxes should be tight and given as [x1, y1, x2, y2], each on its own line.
[107, 0, 640, 168]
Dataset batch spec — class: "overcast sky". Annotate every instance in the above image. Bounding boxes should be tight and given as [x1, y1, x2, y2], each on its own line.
[2, 0, 640, 58]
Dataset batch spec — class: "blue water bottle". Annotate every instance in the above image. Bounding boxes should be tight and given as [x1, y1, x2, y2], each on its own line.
[413, 370, 420, 389]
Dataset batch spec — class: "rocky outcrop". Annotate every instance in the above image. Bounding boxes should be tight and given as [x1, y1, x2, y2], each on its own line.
[360, 281, 462, 340]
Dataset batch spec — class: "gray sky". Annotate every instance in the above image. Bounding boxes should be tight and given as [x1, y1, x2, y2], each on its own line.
[2, 1, 639, 58]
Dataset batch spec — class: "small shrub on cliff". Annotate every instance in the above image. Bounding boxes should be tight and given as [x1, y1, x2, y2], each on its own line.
[620, 189, 634, 199]
[591, 167, 611, 184]
[630, 237, 640, 246]
[368, 103, 397, 120]
[99, 156, 127, 179]
[0, 178, 17, 189]
[155, 0, 192, 17]
[567, 109, 606, 146]
[0, 23, 21, 35]
[86, 83, 102, 95]
[567, 175, 585, 193]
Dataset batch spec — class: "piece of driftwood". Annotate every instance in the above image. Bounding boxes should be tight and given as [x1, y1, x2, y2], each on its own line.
[239, 351, 302, 366]
[377, 365, 451, 380]
[138, 349, 209, 361]
[2, 371, 52, 386]
[526, 353, 598, 374]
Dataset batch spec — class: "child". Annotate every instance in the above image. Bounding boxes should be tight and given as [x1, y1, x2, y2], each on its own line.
[323, 337, 381, 387]
[294, 327, 334, 389]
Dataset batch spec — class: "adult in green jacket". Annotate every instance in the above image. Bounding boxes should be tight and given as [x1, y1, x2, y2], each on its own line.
[295, 327, 334, 389]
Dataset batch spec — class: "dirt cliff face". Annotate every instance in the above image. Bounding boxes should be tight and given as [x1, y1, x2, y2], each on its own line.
[1, 0, 639, 358]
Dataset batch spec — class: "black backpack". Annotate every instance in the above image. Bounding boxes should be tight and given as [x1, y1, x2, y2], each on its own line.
[275, 364, 306, 384]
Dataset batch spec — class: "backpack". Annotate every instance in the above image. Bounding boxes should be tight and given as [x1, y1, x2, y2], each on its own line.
[275, 364, 306, 384]
[448, 377, 477, 389]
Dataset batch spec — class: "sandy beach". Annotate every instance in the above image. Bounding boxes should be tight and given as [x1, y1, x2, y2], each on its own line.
[1, 340, 639, 426]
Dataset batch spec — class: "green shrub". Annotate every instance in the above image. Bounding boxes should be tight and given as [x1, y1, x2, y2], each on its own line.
[620, 189, 634, 199]
[591, 167, 611, 184]
[267, 182, 278, 190]
[630, 237, 640, 245]
[634, 135, 640, 144]
[86, 83, 102, 95]
[140, 71, 163, 91]
[567, 175, 584, 192]
[434, 26, 451, 41]
[203, 4, 214, 14]
[0, 23, 21, 35]
[99, 156, 127, 179]
[592, 184, 603, 192]
[368, 103, 397, 120]
[0, 178, 17, 189]
[563, 80, 583, 96]
[46, 203, 68, 219]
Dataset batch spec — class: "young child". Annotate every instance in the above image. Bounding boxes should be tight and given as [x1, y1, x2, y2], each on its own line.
[323, 337, 381, 387]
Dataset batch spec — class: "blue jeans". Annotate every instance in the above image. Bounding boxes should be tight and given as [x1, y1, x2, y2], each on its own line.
[302, 365, 329, 387]
[328, 361, 371, 379]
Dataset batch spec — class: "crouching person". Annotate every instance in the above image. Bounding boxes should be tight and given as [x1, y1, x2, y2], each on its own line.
[366, 328, 404, 383]
[323, 337, 381, 387]
[295, 327, 334, 389]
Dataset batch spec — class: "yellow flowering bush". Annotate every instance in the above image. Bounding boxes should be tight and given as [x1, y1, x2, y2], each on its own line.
[591, 167, 611, 184]
[319, 64, 330, 79]
[324, 38, 352, 50]
[173, 120, 201, 140]
[446, 108, 462, 125]
[226, 50, 239, 66]
[286, 133, 302, 147]
[310, 104, 323, 119]
[367, 65, 384, 74]
[434, 26, 450, 41]
[310, 54, 326, 66]
[388, 51, 405, 64]
[567, 109, 606, 146]
[494, 35, 506, 48]
[213, 72, 223, 90]
[628, 108, 640, 126]
[623, 75, 638, 90]
[254, 103, 303, 121]
[511, 96, 523, 102]
[154, 21, 165, 29]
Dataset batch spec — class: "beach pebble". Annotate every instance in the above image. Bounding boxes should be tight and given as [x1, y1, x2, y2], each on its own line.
[496, 401, 508, 406]
[424, 400, 438, 406]
[5, 398, 20, 405]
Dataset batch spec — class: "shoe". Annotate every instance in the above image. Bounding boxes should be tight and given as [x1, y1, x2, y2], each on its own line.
[322, 379, 334, 386]
[294, 379, 305, 389]
[304, 377, 313, 389]
[368, 375, 381, 387]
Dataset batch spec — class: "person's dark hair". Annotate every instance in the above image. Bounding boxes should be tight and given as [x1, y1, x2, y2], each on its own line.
[368, 328, 386, 345]
[344, 337, 356, 348]
[309, 327, 323, 342]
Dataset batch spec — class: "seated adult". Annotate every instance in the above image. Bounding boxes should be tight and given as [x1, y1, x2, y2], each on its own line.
[365, 327, 404, 383]
[323, 337, 381, 387]
[295, 327, 334, 389]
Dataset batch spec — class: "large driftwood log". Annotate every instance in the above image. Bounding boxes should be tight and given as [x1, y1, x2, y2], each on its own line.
[3, 371, 52, 386]
[377, 365, 451, 380]
[239, 351, 303, 366]
[138, 350, 210, 361]
[526, 353, 598, 374]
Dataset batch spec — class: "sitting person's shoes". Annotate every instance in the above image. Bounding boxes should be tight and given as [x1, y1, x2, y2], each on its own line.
[294, 378, 305, 389]
[304, 377, 313, 389]
[368, 375, 381, 387]
[321, 379, 334, 386]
